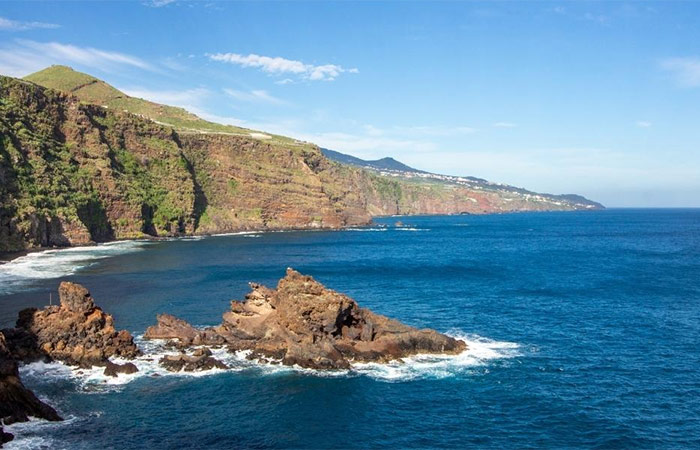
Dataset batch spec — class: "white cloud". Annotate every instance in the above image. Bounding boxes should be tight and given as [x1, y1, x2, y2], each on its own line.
[120, 87, 210, 108]
[223, 88, 285, 104]
[636, 121, 652, 128]
[0, 16, 60, 31]
[208, 52, 358, 81]
[275, 78, 294, 85]
[493, 122, 517, 128]
[146, 0, 177, 7]
[0, 39, 153, 77]
[661, 57, 700, 87]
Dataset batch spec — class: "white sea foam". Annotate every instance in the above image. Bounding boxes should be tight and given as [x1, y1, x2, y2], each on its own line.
[0, 241, 150, 295]
[16, 332, 520, 390]
[209, 231, 266, 237]
[3, 415, 80, 450]
[394, 227, 429, 232]
[344, 228, 388, 232]
[350, 333, 520, 381]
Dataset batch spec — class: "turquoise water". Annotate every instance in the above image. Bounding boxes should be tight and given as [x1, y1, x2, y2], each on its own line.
[1, 209, 699, 448]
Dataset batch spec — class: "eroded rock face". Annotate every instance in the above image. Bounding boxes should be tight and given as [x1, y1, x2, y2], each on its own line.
[145, 269, 466, 370]
[2, 282, 140, 368]
[0, 331, 62, 425]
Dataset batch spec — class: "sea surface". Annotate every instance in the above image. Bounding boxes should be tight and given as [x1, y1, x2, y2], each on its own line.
[1, 209, 699, 449]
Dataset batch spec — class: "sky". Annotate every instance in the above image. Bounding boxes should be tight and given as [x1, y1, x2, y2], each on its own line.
[1, 1, 699, 207]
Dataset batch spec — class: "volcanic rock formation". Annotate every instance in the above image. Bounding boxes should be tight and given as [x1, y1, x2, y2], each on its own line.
[2, 282, 140, 368]
[0, 330, 62, 428]
[145, 269, 466, 370]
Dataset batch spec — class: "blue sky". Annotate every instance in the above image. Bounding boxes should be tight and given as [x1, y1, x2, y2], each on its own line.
[1, 1, 699, 207]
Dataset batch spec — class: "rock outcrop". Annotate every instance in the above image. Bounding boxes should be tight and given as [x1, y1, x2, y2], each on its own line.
[145, 269, 466, 370]
[0, 330, 62, 426]
[2, 282, 140, 368]
[1, 425, 13, 447]
[103, 360, 139, 378]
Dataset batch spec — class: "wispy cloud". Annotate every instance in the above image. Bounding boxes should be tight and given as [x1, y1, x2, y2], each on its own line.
[636, 121, 652, 128]
[0, 16, 60, 31]
[0, 39, 154, 77]
[493, 122, 517, 128]
[223, 88, 285, 105]
[583, 12, 610, 26]
[661, 57, 700, 87]
[146, 0, 177, 7]
[208, 52, 358, 81]
[120, 87, 210, 108]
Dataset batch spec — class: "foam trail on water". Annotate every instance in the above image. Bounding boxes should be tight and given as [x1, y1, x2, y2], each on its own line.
[0, 241, 150, 295]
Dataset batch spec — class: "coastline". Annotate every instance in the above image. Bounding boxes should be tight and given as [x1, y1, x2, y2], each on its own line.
[0, 208, 605, 265]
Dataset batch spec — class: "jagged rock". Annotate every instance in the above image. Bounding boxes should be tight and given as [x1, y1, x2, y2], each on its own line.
[103, 360, 139, 378]
[143, 314, 199, 344]
[145, 269, 466, 370]
[57, 282, 95, 313]
[158, 354, 228, 372]
[0, 331, 62, 425]
[1, 425, 13, 447]
[2, 282, 140, 368]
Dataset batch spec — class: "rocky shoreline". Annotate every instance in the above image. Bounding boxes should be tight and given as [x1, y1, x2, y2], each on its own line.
[0, 269, 467, 446]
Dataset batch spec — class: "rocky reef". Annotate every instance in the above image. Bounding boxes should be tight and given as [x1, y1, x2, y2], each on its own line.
[0, 272, 466, 445]
[145, 268, 466, 370]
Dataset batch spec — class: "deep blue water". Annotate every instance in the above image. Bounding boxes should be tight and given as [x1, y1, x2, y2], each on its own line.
[1, 209, 699, 449]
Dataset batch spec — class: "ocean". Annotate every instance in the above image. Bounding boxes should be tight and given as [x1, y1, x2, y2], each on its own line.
[1, 209, 698, 449]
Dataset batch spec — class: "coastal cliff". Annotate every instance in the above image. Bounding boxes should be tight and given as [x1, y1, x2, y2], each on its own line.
[0, 67, 602, 254]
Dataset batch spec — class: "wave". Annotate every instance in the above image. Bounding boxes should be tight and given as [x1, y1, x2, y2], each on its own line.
[0, 241, 150, 295]
[350, 333, 520, 381]
[17, 333, 520, 391]
[3, 415, 81, 450]
[209, 231, 264, 237]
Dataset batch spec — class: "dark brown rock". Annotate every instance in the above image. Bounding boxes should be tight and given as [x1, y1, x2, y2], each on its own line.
[1, 425, 13, 447]
[158, 354, 228, 372]
[2, 282, 140, 368]
[58, 282, 95, 313]
[0, 331, 62, 425]
[143, 314, 199, 343]
[103, 360, 139, 377]
[145, 268, 467, 370]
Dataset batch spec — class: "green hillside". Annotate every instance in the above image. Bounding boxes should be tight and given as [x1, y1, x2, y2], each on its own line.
[24, 65, 257, 136]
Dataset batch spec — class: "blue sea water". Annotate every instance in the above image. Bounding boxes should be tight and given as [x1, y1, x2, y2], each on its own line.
[1, 209, 699, 449]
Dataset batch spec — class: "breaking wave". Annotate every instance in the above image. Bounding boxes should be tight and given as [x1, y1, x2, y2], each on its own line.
[16, 333, 521, 392]
[0, 241, 150, 295]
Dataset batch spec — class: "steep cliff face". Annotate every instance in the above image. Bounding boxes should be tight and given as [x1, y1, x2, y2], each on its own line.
[0, 70, 601, 254]
[0, 76, 375, 253]
[178, 134, 371, 232]
[0, 77, 198, 252]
